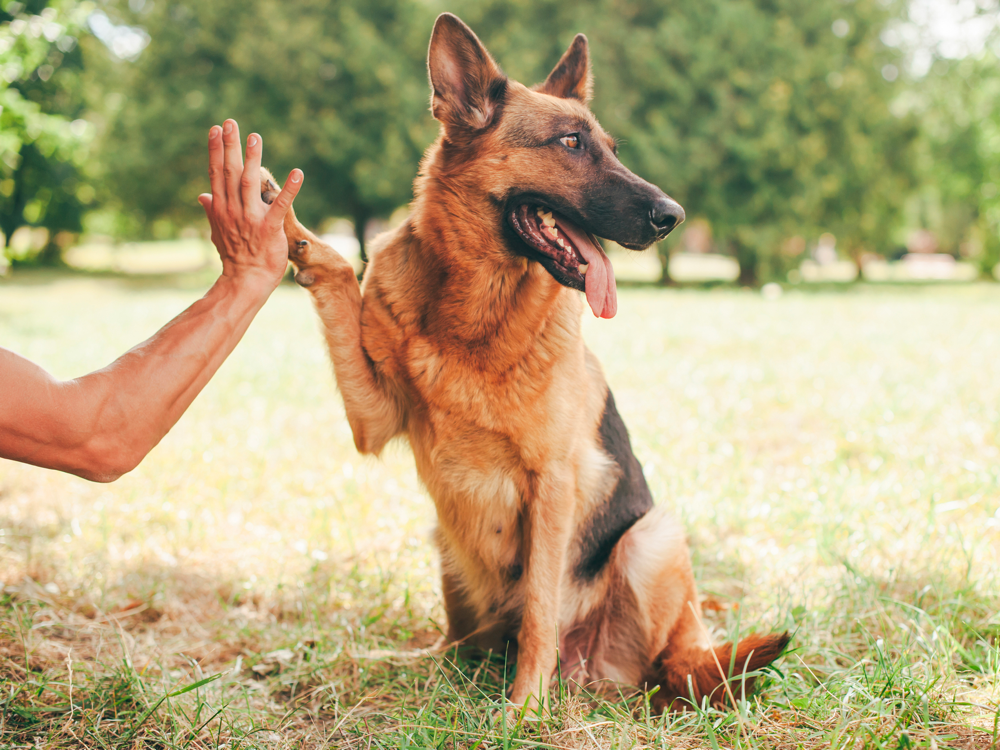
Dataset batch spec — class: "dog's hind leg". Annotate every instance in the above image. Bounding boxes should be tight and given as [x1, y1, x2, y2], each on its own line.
[260, 168, 404, 455]
[617, 509, 790, 711]
[560, 507, 693, 693]
[569, 507, 789, 711]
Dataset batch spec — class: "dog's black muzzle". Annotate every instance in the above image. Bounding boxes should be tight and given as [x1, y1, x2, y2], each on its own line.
[581, 165, 685, 250]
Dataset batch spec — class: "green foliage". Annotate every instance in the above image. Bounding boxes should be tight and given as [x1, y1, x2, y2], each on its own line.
[0, 0, 983, 282]
[94, 0, 439, 252]
[92, 0, 926, 282]
[580, 0, 919, 283]
[0, 0, 94, 264]
[418, 0, 923, 283]
[909, 51, 1000, 273]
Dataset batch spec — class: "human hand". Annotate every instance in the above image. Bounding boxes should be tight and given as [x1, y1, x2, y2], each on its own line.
[197, 119, 303, 291]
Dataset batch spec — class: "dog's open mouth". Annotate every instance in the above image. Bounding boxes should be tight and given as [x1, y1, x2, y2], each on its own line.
[509, 204, 617, 319]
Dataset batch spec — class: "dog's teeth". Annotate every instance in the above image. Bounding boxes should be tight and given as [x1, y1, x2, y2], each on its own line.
[556, 238, 568, 249]
[579, 263, 588, 274]
[536, 208, 556, 226]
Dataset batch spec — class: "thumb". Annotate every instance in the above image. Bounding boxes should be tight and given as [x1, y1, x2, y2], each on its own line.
[265, 169, 303, 227]
[198, 193, 213, 215]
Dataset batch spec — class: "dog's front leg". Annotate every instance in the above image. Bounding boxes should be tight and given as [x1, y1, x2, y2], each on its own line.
[261, 173, 404, 455]
[509, 466, 575, 712]
[288, 227, 403, 455]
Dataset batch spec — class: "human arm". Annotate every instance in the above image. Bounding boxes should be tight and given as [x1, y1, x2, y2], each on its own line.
[0, 120, 302, 481]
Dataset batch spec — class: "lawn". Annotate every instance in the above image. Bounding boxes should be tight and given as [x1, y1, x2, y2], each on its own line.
[1, 273, 998, 749]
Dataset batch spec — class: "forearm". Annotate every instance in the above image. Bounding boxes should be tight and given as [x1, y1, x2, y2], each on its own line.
[1, 120, 301, 481]
[2, 274, 274, 481]
[82, 274, 274, 462]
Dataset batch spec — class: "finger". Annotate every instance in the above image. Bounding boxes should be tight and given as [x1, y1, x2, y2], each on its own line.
[241, 133, 263, 209]
[221, 119, 243, 205]
[198, 194, 219, 244]
[198, 193, 218, 231]
[206, 126, 225, 208]
[265, 169, 304, 227]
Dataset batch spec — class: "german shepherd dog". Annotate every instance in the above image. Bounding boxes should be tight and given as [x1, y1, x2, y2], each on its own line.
[263, 13, 789, 712]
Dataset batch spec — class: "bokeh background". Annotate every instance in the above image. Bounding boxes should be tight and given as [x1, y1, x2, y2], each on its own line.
[2, 1, 1000, 749]
[2, 0, 1000, 282]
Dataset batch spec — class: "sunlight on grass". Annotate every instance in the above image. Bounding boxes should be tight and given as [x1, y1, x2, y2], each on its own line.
[1, 277, 998, 748]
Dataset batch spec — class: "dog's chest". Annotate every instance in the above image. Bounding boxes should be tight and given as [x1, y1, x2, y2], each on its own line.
[402, 320, 583, 442]
[402, 340, 588, 576]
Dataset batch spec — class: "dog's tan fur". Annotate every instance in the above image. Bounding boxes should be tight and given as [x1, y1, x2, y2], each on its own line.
[263, 13, 788, 711]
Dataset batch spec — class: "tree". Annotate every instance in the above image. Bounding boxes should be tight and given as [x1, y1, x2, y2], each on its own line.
[578, 0, 918, 284]
[908, 50, 1000, 273]
[416, 0, 921, 284]
[93, 0, 922, 284]
[94, 0, 438, 259]
[0, 0, 93, 265]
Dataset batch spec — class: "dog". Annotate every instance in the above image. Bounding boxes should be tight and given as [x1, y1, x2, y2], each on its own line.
[262, 12, 789, 712]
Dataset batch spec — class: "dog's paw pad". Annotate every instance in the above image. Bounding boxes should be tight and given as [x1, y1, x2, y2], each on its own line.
[294, 268, 316, 287]
[260, 167, 280, 205]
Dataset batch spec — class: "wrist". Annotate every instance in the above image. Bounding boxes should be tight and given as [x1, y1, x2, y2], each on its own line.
[211, 269, 281, 312]
[216, 266, 283, 297]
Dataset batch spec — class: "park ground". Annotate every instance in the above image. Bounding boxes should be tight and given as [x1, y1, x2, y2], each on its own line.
[0, 273, 998, 749]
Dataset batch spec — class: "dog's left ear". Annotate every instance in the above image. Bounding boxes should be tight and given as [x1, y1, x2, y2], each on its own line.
[428, 13, 507, 132]
[535, 34, 592, 104]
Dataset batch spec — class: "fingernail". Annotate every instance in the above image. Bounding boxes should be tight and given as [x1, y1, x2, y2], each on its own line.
[248, 135, 257, 148]
[209, 126, 221, 139]
[223, 121, 233, 134]
[291, 170, 302, 183]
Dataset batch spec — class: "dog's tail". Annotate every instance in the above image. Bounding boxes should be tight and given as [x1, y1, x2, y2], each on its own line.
[647, 631, 790, 713]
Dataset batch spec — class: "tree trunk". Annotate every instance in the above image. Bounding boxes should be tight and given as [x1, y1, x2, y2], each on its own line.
[37, 239, 65, 267]
[353, 209, 370, 267]
[735, 241, 758, 287]
[657, 245, 674, 285]
[0, 145, 27, 249]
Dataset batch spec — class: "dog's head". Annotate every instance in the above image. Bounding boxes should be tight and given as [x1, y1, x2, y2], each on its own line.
[425, 13, 684, 319]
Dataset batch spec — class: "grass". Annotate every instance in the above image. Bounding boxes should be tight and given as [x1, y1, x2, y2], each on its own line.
[0, 271, 998, 749]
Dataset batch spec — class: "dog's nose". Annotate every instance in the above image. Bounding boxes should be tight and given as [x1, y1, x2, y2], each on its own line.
[650, 197, 685, 234]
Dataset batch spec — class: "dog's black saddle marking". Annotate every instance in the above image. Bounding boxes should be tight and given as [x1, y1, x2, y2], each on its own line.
[574, 389, 653, 581]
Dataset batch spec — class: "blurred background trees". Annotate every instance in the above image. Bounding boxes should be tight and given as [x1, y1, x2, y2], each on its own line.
[0, 0, 94, 264]
[908, 50, 1000, 272]
[1, 0, 998, 281]
[92, 0, 437, 259]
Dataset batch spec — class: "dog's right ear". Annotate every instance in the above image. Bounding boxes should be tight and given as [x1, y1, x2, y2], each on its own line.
[427, 13, 507, 132]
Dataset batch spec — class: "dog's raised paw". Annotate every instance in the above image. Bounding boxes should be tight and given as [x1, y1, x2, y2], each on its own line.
[260, 167, 280, 205]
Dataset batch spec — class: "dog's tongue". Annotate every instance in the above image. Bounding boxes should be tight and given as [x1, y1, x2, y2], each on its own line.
[559, 221, 617, 319]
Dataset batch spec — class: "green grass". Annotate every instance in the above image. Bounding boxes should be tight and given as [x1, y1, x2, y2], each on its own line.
[1, 273, 998, 748]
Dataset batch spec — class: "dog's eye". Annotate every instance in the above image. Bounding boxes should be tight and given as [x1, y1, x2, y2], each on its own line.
[560, 134, 581, 150]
